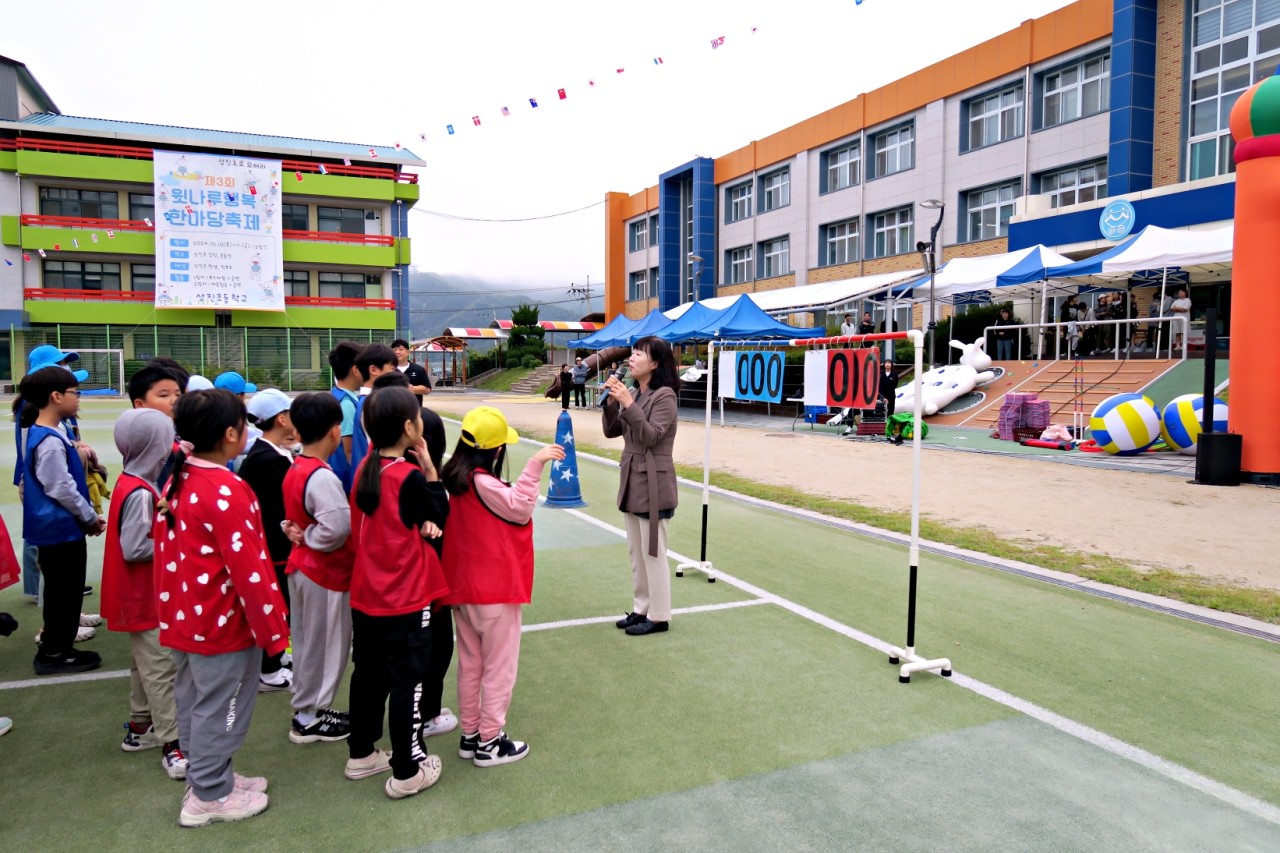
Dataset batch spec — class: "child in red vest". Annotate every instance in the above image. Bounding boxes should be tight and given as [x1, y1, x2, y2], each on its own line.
[156, 389, 290, 828]
[279, 393, 354, 744]
[101, 408, 187, 778]
[346, 385, 450, 799]
[440, 406, 562, 767]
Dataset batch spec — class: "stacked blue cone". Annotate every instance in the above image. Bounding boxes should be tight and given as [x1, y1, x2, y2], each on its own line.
[544, 409, 587, 508]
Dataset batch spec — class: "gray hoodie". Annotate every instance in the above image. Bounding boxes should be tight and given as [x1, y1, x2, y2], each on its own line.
[113, 409, 176, 562]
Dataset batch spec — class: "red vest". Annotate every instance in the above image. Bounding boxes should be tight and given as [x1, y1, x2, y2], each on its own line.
[350, 457, 448, 617]
[441, 471, 535, 606]
[100, 474, 159, 632]
[283, 455, 355, 592]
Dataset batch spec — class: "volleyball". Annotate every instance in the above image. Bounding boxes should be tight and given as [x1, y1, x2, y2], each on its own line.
[1089, 393, 1162, 455]
[1160, 394, 1228, 456]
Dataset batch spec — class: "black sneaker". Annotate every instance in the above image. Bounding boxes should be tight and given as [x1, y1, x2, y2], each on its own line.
[472, 731, 529, 767]
[321, 708, 350, 726]
[34, 648, 101, 675]
[458, 732, 480, 760]
[615, 612, 646, 630]
[290, 713, 351, 744]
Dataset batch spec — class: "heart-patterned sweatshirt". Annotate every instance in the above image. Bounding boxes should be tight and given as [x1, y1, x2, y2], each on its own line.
[154, 457, 290, 657]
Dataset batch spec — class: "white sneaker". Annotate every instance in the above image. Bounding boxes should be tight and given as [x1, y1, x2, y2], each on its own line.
[179, 788, 269, 827]
[384, 755, 442, 799]
[34, 626, 95, 645]
[161, 743, 189, 780]
[420, 709, 459, 738]
[257, 667, 293, 693]
[79, 613, 103, 627]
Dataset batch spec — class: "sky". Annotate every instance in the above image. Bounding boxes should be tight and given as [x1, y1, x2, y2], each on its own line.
[3, 0, 1078, 299]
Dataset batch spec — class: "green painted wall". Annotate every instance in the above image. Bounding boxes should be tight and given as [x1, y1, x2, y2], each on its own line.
[283, 239, 395, 267]
[1, 215, 18, 246]
[397, 236, 411, 265]
[22, 226, 154, 255]
[234, 306, 395, 330]
[15, 150, 154, 183]
[24, 297, 392, 331]
[393, 182, 420, 203]
[0, 150, 15, 172]
[287, 173, 394, 202]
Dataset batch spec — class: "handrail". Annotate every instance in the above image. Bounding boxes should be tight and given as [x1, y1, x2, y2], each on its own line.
[16, 137, 153, 159]
[981, 317, 1189, 362]
[21, 214, 153, 231]
[0, 139, 16, 151]
[282, 229, 395, 246]
[25, 288, 394, 310]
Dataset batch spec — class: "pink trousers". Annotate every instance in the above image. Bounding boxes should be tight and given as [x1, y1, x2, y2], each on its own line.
[453, 603, 522, 742]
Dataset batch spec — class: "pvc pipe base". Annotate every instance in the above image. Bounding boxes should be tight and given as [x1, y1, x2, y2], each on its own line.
[888, 646, 952, 683]
[675, 560, 716, 582]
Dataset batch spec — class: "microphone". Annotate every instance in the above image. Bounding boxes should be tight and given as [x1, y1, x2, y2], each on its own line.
[596, 369, 622, 407]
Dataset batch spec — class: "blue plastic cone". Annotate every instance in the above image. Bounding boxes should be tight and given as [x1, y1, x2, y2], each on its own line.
[544, 409, 587, 508]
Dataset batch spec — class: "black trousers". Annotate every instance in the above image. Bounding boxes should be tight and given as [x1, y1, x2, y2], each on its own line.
[561, 382, 572, 410]
[349, 606, 433, 780]
[418, 603, 454, 721]
[37, 538, 87, 655]
[573, 383, 586, 407]
[261, 562, 291, 675]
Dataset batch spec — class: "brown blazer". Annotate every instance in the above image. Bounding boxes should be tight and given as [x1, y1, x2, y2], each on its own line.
[602, 384, 678, 555]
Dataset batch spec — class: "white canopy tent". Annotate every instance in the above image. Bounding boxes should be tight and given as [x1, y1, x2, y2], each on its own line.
[663, 269, 923, 319]
[1042, 224, 1234, 285]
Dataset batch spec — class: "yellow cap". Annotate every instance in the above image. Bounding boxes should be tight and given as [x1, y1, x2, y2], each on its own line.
[460, 406, 519, 450]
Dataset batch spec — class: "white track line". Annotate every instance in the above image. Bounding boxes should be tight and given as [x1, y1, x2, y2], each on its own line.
[562, 506, 1280, 827]
[0, 668, 131, 691]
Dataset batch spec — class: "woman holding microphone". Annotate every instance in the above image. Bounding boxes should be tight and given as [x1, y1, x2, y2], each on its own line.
[601, 336, 680, 637]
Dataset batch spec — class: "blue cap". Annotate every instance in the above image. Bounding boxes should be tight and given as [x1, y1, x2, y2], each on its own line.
[213, 371, 257, 395]
[26, 345, 89, 383]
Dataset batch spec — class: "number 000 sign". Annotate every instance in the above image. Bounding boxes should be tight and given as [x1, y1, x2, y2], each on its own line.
[732, 351, 784, 403]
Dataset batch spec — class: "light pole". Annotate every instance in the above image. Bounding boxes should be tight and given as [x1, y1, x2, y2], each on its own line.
[689, 253, 704, 301]
[917, 199, 945, 369]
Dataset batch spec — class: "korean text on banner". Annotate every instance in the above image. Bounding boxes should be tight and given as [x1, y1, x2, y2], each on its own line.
[153, 151, 285, 311]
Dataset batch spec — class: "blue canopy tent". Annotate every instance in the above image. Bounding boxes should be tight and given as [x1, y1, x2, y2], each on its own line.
[623, 308, 676, 342]
[566, 311, 644, 349]
[650, 300, 730, 344]
[668, 294, 823, 343]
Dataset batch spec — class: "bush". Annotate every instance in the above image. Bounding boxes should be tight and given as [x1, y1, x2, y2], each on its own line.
[519, 354, 543, 369]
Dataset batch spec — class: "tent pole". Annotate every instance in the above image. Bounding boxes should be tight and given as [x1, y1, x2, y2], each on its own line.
[1157, 267, 1169, 358]
[1037, 280, 1047, 361]
[676, 339, 716, 582]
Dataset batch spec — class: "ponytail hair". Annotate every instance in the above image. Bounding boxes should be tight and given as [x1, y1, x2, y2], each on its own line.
[162, 389, 245, 526]
[353, 386, 421, 515]
[441, 440, 503, 496]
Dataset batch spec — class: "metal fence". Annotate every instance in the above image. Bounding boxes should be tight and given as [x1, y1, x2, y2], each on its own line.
[11, 323, 388, 392]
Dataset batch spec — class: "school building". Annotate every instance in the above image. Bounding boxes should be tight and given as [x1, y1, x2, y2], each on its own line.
[605, 0, 1248, 335]
[0, 53, 421, 388]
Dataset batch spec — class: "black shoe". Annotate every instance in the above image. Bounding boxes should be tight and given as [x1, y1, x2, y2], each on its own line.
[625, 618, 669, 636]
[34, 648, 102, 675]
[82, 585, 93, 597]
[615, 612, 647, 629]
[289, 713, 351, 744]
[472, 731, 529, 767]
[458, 731, 480, 760]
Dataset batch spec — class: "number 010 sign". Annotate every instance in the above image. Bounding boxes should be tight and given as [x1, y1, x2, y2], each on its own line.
[800, 348, 881, 409]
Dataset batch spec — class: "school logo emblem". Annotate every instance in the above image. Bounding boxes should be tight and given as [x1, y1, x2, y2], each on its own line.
[1099, 200, 1136, 241]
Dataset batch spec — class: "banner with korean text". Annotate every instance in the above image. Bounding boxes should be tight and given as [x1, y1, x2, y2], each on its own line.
[153, 151, 284, 311]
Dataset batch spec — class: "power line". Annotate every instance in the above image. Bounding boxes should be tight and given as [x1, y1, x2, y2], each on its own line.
[410, 199, 603, 223]
[407, 295, 586, 314]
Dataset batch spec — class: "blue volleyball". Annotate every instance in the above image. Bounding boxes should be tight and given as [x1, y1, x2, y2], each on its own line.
[1160, 394, 1228, 456]
[1089, 393, 1161, 455]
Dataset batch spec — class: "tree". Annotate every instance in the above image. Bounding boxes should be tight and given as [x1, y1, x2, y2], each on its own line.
[507, 303, 546, 368]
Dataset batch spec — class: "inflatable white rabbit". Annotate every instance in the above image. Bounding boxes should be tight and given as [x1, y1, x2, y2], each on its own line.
[895, 338, 997, 417]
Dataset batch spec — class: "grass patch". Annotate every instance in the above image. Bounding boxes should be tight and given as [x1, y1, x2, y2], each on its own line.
[477, 367, 537, 391]
[523, 428, 1280, 625]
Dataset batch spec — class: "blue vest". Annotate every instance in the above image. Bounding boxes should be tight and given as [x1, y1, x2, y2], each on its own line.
[23, 425, 90, 546]
[350, 393, 370, 479]
[327, 387, 356, 493]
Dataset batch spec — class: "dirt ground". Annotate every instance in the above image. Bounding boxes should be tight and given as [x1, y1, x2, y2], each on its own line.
[426, 392, 1280, 593]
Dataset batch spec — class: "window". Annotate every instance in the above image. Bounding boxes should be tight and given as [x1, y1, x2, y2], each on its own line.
[1041, 53, 1110, 128]
[131, 263, 156, 292]
[726, 181, 753, 222]
[284, 269, 311, 298]
[650, 266, 659, 295]
[42, 260, 121, 291]
[39, 188, 119, 220]
[629, 218, 649, 252]
[318, 272, 374, 299]
[759, 168, 790, 213]
[821, 219, 860, 266]
[1187, 0, 1280, 180]
[628, 270, 653, 301]
[964, 180, 1021, 242]
[726, 246, 753, 285]
[870, 123, 914, 179]
[965, 83, 1025, 150]
[316, 207, 365, 234]
[649, 214, 659, 238]
[282, 204, 309, 231]
[129, 194, 154, 223]
[1040, 160, 1108, 208]
[758, 236, 790, 279]
[869, 208, 913, 259]
[821, 141, 861, 193]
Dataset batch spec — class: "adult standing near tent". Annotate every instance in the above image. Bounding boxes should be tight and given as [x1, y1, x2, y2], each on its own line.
[879, 360, 900, 419]
[602, 336, 680, 637]
[1170, 288, 1192, 351]
[570, 357, 589, 408]
[839, 313, 857, 337]
[391, 339, 432, 404]
[858, 312, 876, 336]
[993, 307, 1015, 361]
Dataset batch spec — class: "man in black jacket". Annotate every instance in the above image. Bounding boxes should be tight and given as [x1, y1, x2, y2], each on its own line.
[392, 339, 432, 404]
[879, 360, 900, 419]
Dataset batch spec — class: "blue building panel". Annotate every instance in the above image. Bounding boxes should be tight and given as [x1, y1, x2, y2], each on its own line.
[1107, 0, 1158, 196]
[656, 157, 716, 311]
[1009, 182, 1235, 250]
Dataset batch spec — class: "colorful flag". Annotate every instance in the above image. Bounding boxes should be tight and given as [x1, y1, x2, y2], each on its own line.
[616, 67, 625, 73]
[529, 97, 539, 108]
[344, 157, 352, 165]
[368, 147, 378, 157]
[3, 258, 12, 266]
[144, 217, 153, 227]
[225, 193, 235, 203]
[106, 229, 115, 238]
[418, 134, 426, 142]
[588, 79, 596, 87]
[394, 141, 402, 149]
[249, 185, 257, 196]
[38, 249, 46, 258]
[472, 115, 481, 126]
[558, 88, 566, 99]
[53, 244, 60, 251]
[502, 106, 510, 117]
[295, 171, 304, 182]
[22, 252, 30, 261]
[72, 239, 79, 248]
[653, 57, 663, 65]
[91, 234, 99, 243]
[318, 164, 328, 175]
[711, 36, 725, 48]
[447, 125, 455, 135]
[751, 26, 758, 33]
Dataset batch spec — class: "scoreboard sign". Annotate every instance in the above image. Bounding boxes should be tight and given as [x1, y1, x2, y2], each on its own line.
[717, 350, 786, 403]
[801, 348, 881, 409]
